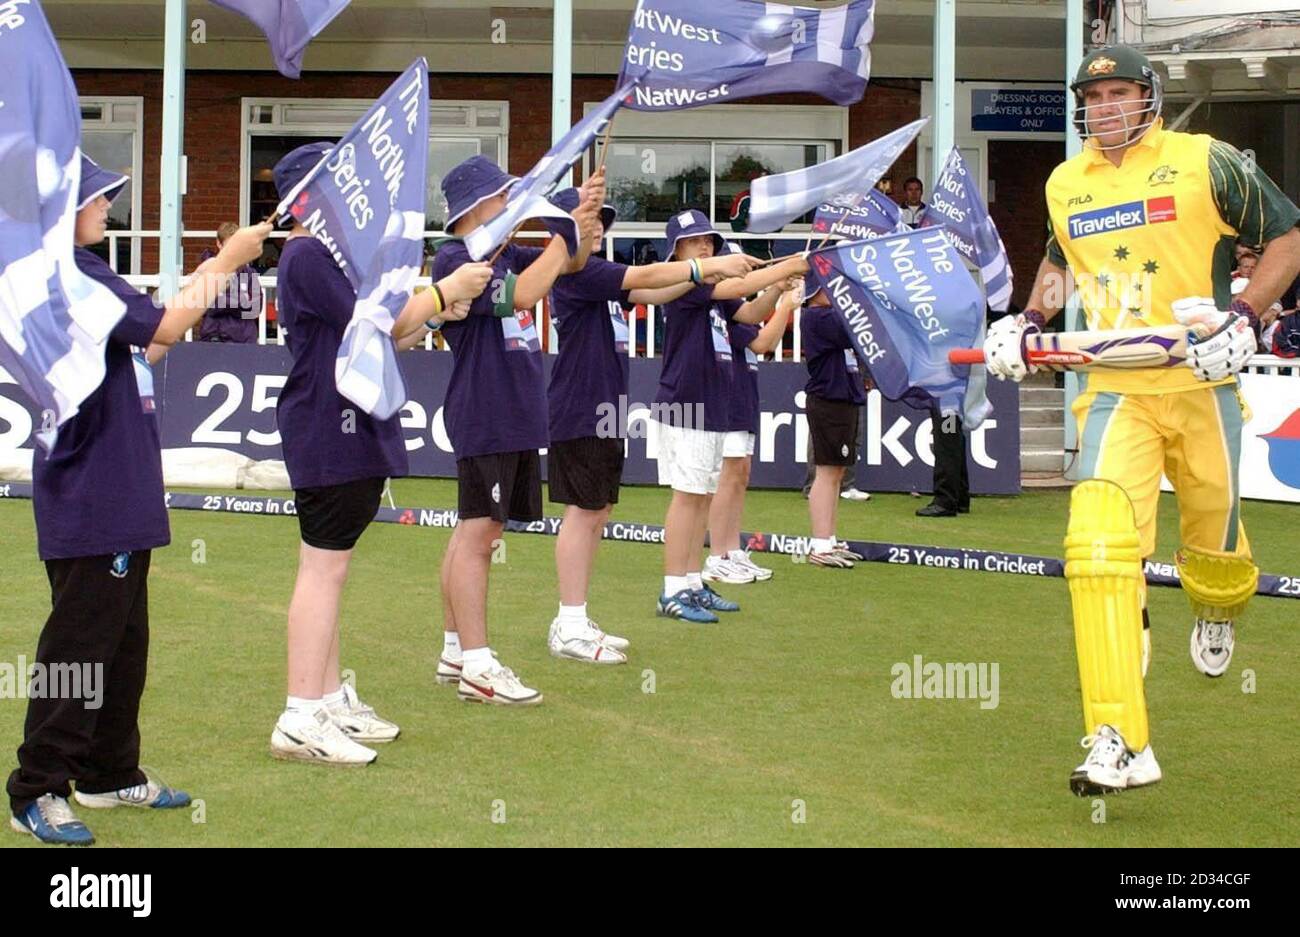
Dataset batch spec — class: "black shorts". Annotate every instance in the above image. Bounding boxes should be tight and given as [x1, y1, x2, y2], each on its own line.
[548, 436, 624, 510]
[807, 394, 861, 467]
[294, 477, 386, 550]
[457, 450, 543, 523]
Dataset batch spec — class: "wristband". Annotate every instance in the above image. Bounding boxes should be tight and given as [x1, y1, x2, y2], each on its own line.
[689, 258, 703, 285]
[430, 284, 446, 316]
[424, 318, 442, 332]
[1023, 309, 1047, 331]
[1230, 298, 1260, 334]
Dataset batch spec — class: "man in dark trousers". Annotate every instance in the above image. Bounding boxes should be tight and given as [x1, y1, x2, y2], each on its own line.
[916, 408, 970, 517]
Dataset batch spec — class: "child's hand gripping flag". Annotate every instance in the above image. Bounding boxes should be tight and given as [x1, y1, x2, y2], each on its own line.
[464, 82, 638, 262]
[274, 58, 429, 420]
[807, 227, 992, 428]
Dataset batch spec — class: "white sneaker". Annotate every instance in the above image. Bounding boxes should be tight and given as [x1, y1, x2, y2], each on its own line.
[730, 550, 773, 582]
[587, 619, 630, 652]
[833, 541, 865, 562]
[457, 661, 543, 705]
[436, 648, 497, 686]
[74, 774, 191, 810]
[808, 549, 854, 569]
[327, 683, 400, 743]
[270, 708, 377, 766]
[1141, 627, 1151, 678]
[703, 555, 756, 584]
[1190, 619, 1234, 677]
[1069, 724, 1161, 796]
[548, 618, 627, 665]
[840, 487, 872, 501]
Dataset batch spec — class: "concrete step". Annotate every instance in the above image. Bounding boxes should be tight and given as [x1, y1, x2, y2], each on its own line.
[1020, 405, 1065, 427]
[1022, 449, 1067, 474]
[1021, 425, 1066, 449]
[1020, 386, 1065, 407]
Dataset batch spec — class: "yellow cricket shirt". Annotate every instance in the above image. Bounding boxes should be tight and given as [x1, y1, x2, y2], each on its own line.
[1044, 119, 1300, 395]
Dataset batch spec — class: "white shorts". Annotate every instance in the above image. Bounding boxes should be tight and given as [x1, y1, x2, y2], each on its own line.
[722, 431, 755, 459]
[656, 423, 726, 494]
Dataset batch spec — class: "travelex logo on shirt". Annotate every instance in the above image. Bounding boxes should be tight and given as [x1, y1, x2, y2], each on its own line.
[1067, 197, 1177, 240]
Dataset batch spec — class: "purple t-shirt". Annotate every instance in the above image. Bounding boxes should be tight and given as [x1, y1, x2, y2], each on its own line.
[197, 250, 260, 344]
[803, 306, 866, 405]
[548, 255, 631, 443]
[275, 237, 408, 489]
[726, 322, 760, 434]
[32, 249, 169, 561]
[653, 284, 742, 432]
[433, 240, 548, 459]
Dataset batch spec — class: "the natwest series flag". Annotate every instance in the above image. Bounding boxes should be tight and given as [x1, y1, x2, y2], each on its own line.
[812, 187, 906, 241]
[746, 119, 926, 233]
[275, 58, 429, 420]
[209, 0, 350, 79]
[0, 0, 127, 452]
[618, 0, 875, 110]
[807, 228, 991, 427]
[923, 148, 1013, 311]
[465, 82, 637, 261]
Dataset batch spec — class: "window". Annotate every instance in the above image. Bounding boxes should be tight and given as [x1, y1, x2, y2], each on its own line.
[241, 99, 509, 232]
[79, 97, 143, 274]
[588, 103, 845, 229]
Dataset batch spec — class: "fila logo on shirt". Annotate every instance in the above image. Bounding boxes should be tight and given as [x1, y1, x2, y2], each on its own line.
[1066, 197, 1177, 239]
[491, 483, 501, 504]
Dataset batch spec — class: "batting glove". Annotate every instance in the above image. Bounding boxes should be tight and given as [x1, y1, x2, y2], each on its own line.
[983, 310, 1046, 382]
[1174, 297, 1259, 382]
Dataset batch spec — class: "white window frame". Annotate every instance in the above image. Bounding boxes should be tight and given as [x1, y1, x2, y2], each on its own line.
[79, 96, 145, 275]
[583, 102, 849, 233]
[239, 97, 510, 229]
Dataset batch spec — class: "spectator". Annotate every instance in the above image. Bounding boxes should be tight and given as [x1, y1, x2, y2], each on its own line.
[197, 222, 263, 343]
[1232, 248, 1286, 353]
[900, 177, 927, 228]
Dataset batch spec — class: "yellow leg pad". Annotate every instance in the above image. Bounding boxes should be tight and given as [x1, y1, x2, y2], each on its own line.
[1175, 547, 1258, 621]
[1065, 480, 1149, 751]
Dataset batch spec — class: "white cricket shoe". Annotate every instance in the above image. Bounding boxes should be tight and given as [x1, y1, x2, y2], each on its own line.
[271, 708, 377, 766]
[74, 774, 191, 810]
[730, 550, 773, 582]
[808, 549, 854, 569]
[1190, 619, 1234, 677]
[840, 487, 872, 501]
[548, 617, 627, 665]
[587, 619, 630, 652]
[457, 661, 543, 705]
[703, 554, 756, 584]
[327, 683, 400, 743]
[1069, 724, 1161, 796]
[833, 541, 865, 562]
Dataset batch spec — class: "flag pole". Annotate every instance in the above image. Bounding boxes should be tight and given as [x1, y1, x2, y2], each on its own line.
[488, 222, 527, 265]
[594, 118, 615, 175]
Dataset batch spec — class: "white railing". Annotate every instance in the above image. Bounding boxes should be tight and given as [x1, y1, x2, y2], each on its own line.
[110, 227, 818, 359]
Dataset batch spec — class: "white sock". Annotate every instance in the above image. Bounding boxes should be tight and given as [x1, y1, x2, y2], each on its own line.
[686, 572, 703, 591]
[285, 695, 322, 715]
[462, 646, 494, 675]
[664, 575, 690, 596]
[443, 632, 461, 657]
[558, 603, 587, 624]
[728, 549, 749, 563]
[322, 687, 345, 707]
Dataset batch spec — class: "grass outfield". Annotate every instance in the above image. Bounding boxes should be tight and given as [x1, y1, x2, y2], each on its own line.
[0, 481, 1296, 848]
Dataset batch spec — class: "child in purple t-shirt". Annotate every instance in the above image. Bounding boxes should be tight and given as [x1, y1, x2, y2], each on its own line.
[542, 190, 759, 664]
[8, 157, 270, 846]
[643, 210, 809, 624]
[265, 143, 493, 767]
[704, 271, 802, 587]
[430, 156, 601, 706]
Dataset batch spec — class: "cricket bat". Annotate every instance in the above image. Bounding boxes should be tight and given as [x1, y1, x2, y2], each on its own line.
[948, 324, 1206, 372]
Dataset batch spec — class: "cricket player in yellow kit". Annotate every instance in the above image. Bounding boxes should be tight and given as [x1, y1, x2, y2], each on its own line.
[983, 46, 1300, 796]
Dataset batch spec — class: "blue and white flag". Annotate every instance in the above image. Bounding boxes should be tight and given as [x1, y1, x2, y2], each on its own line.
[465, 82, 637, 262]
[923, 148, 1013, 312]
[275, 58, 428, 420]
[0, 0, 127, 452]
[619, 0, 875, 110]
[808, 228, 992, 427]
[812, 187, 906, 241]
[208, 0, 350, 79]
[747, 118, 927, 233]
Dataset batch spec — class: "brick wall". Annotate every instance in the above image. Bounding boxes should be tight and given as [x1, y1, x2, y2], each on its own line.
[988, 139, 1059, 311]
